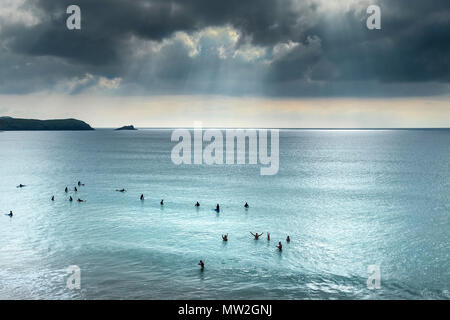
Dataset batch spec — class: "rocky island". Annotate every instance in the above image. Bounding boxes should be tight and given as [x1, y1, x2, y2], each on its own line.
[0, 116, 94, 131]
[115, 125, 137, 130]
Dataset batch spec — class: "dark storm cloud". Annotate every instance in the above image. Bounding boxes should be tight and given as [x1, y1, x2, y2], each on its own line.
[0, 0, 449, 96]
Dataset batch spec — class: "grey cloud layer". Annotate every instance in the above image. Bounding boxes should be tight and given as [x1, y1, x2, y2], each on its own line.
[0, 0, 449, 96]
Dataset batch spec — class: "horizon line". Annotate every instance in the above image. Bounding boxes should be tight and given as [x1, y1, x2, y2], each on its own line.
[96, 127, 450, 130]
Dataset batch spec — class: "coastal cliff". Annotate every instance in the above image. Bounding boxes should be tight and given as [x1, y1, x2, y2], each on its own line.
[0, 117, 94, 131]
[115, 125, 137, 130]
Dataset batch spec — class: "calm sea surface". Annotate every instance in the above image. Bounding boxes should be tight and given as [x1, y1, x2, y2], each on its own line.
[0, 129, 449, 299]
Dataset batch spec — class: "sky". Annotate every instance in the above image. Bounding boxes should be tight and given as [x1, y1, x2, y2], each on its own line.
[0, 0, 449, 127]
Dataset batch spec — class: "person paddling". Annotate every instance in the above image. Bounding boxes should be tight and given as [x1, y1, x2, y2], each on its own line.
[215, 204, 220, 212]
[77, 198, 85, 202]
[222, 234, 228, 242]
[7, 211, 13, 217]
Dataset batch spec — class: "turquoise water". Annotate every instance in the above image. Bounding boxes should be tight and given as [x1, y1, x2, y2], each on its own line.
[0, 129, 449, 299]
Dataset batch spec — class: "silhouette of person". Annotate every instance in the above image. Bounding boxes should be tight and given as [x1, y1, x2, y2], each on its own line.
[277, 242, 283, 251]
[250, 232, 263, 240]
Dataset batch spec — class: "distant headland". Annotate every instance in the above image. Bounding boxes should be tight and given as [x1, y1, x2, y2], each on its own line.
[0, 116, 94, 131]
[115, 125, 137, 131]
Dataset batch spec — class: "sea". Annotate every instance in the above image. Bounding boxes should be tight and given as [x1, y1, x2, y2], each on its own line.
[0, 129, 449, 299]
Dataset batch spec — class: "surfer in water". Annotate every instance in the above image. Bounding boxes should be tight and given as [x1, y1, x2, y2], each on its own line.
[244, 202, 249, 208]
[277, 241, 283, 251]
[140, 194, 144, 200]
[77, 181, 85, 186]
[65, 187, 68, 193]
[17, 184, 26, 188]
[267, 233, 270, 241]
[69, 196, 73, 202]
[195, 201, 200, 207]
[74, 187, 78, 192]
[160, 199, 164, 206]
[51, 196, 55, 201]
[222, 234, 228, 241]
[116, 188, 126, 192]
[7, 211, 13, 217]
[286, 236, 291, 243]
[215, 204, 220, 212]
[198, 260, 205, 270]
[250, 232, 264, 240]
[77, 198, 85, 202]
